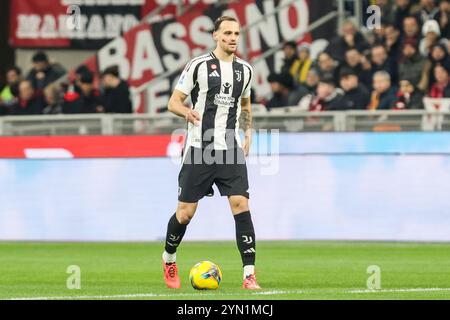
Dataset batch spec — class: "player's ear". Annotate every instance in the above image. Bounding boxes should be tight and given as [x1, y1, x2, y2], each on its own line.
[213, 31, 218, 41]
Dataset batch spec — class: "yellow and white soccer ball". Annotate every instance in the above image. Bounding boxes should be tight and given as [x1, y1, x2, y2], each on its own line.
[189, 261, 223, 290]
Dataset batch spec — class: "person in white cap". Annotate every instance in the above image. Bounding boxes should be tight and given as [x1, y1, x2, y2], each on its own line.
[420, 19, 442, 56]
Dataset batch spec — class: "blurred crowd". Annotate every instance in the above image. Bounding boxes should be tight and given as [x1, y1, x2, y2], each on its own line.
[0, 51, 132, 116]
[1, 0, 448, 116]
[265, 0, 450, 111]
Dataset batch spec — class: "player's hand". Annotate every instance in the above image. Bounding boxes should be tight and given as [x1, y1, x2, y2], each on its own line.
[243, 132, 252, 157]
[185, 109, 201, 126]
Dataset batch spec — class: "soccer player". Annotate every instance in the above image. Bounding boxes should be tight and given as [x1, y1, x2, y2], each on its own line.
[162, 16, 260, 290]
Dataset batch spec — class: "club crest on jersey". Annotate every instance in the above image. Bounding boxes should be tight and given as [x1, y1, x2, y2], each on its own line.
[235, 70, 242, 82]
[222, 82, 232, 94]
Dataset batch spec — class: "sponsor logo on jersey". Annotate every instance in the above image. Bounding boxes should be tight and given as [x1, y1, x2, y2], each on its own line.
[209, 70, 220, 77]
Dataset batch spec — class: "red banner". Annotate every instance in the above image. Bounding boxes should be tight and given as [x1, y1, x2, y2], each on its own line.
[0, 135, 185, 159]
[9, 0, 199, 49]
[10, 0, 336, 113]
[83, 0, 327, 113]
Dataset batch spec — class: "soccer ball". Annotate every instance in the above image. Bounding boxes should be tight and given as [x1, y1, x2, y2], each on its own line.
[189, 261, 223, 290]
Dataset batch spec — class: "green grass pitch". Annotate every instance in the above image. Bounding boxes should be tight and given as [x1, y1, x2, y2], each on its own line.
[1, 241, 450, 300]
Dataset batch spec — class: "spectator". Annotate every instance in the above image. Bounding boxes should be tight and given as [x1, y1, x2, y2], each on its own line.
[325, 19, 370, 63]
[399, 39, 427, 91]
[395, 78, 425, 109]
[0, 66, 21, 108]
[427, 42, 450, 87]
[280, 41, 298, 76]
[316, 52, 339, 85]
[370, 44, 398, 84]
[416, 0, 441, 26]
[370, 18, 388, 46]
[63, 71, 103, 114]
[43, 83, 63, 115]
[394, 0, 420, 32]
[385, 23, 402, 62]
[287, 68, 319, 106]
[74, 65, 91, 92]
[266, 73, 294, 110]
[9, 80, 45, 115]
[429, 63, 450, 98]
[401, 16, 421, 49]
[101, 66, 133, 113]
[375, 0, 396, 25]
[303, 73, 345, 111]
[339, 68, 371, 110]
[439, 0, 449, 38]
[342, 48, 372, 88]
[419, 19, 442, 57]
[368, 71, 398, 110]
[290, 43, 313, 86]
[26, 51, 66, 91]
[304, 68, 320, 95]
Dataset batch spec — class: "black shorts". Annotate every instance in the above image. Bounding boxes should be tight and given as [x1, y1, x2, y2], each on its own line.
[178, 147, 249, 203]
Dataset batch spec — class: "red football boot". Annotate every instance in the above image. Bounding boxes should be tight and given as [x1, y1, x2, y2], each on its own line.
[242, 274, 261, 290]
[163, 261, 181, 289]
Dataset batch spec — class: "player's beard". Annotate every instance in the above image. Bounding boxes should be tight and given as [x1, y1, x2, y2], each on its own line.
[224, 43, 237, 55]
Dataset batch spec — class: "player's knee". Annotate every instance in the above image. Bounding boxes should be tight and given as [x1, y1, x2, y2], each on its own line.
[176, 206, 196, 224]
[230, 199, 249, 214]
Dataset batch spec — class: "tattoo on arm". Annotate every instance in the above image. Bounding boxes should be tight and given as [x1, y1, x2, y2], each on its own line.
[241, 99, 252, 131]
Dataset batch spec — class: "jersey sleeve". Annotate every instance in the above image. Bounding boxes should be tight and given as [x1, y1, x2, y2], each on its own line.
[175, 61, 196, 95]
[242, 64, 253, 99]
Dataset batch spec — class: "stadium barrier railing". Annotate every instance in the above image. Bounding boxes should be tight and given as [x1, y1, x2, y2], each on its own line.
[0, 107, 450, 136]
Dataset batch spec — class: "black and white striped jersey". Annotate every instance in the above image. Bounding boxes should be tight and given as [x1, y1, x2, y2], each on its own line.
[175, 52, 253, 151]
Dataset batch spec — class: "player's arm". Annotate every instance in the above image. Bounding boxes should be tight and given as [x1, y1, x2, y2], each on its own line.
[169, 59, 201, 126]
[240, 96, 252, 157]
[168, 89, 200, 126]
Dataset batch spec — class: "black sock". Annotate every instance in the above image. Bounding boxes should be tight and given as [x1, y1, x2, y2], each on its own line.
[234, 211, 256, 267]
[164, 213, 188, 254]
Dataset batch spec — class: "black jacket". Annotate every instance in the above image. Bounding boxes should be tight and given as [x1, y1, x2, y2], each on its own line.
[341, 85, 370, 110]
[27, 64, 66, 90]
[266, 92, 290, 110]
[102, 81, 133, 113]
[10, 96, 45, 115]
[395, 90, 424, 110]
[370, 58, 399, 86]
[63, 90, 102, 114]
[325, 32, 370, 63]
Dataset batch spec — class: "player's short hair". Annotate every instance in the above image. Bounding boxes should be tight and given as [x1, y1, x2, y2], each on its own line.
[213, 16, 238, 32]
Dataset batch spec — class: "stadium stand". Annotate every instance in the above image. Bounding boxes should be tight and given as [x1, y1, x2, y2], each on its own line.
[0, 0, 449, 133]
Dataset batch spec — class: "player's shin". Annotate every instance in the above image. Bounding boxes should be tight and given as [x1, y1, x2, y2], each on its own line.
[163, 213, 189, 263]
[234, 211, 256, 279]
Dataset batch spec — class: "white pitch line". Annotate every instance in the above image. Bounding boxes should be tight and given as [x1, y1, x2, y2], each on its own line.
[8, 288, 450, 300]
[348, 288, 450, 294]
[8, 290, 304, 300]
